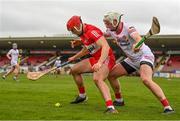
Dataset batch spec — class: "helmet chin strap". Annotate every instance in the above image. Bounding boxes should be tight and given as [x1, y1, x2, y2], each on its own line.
[74, 23, 83, 36]
[111, 23, 119, 31]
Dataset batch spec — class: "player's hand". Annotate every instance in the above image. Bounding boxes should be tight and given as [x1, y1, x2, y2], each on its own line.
[68, 56, 76, 62]
[92, 62, 103, 72]
[70, 40, 82, 48]
[112, 39, 118, 45]
[132, 43, 140, 53]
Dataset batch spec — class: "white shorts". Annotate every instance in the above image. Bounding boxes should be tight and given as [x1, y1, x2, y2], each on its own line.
[11, 60, 18, 67]
[121, 53, 154, 74]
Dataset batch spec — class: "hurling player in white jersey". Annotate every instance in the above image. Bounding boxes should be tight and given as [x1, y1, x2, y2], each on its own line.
[54, 57, 62, 76]
[103, 12, 174, 114]
[2, 43, 20, 81]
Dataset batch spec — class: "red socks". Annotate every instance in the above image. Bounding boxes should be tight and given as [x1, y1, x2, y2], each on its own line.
[106, 100, 114, 109]
[79, 86, 85, 94]
[161, 99, 169, 107]
[115, 92, 122, 99]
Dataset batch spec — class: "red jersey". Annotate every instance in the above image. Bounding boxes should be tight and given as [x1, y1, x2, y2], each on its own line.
[80, 24, 113, 60]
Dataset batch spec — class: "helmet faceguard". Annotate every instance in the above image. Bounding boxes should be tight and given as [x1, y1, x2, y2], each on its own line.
[103, 12, 123, 31]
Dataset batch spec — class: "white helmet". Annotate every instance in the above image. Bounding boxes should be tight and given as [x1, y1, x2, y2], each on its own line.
[57, 57, 60, 60]
[103, 12, 123, 28]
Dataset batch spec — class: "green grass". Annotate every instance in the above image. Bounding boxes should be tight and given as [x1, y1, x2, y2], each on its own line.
[0, 74, 179, 120]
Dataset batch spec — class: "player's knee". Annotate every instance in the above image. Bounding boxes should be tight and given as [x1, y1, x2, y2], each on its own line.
[107, 75, 116, 81]
[93, 77, 98, 83]
[69, 69, 76, 75]
[93, 77, 102, 86]
[141, 76, 151, 86]
[70, 68, 78, 75]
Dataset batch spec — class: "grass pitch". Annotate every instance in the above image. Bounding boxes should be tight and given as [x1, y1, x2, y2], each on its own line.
[0, 74, 179, 120]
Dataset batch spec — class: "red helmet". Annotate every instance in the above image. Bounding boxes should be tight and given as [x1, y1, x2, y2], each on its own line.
[66, 16, 82, 31]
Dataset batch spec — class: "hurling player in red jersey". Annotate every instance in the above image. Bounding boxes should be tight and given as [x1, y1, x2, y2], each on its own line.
[66, 16, 118, 113]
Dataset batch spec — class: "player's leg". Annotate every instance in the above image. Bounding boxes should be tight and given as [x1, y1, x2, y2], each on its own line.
[107, 63, 127, 106]
[93, 64, 118, 113]
[108, 60, 136, 106]
[140, 62, 174, 114]
[70, 58, 93, 104]
[13, 64, 20, 81]
[2, 66, 15, 79]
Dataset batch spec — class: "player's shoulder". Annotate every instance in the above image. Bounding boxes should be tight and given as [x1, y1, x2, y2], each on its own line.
[85, 24, 103, 38]
[85, 23, 99, 29]
[122, 22, 130, 30]
[123, 22, 137, 33]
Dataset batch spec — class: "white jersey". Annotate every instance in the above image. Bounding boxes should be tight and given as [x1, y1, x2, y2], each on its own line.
[7, 49, 19, 66]
[54, 60, 61, 68]
[106, 22, 154, 70]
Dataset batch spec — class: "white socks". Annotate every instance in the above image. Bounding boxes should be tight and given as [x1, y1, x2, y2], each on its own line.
[107, 106, 115, 109]
[164, 106, 173, 110]
[115, 98, 123, 102]
[79, 93, 86, 98]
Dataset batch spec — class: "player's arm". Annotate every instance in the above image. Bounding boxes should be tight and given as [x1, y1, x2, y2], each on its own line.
[73, 46, 89, 58]
[70, 39, 83, 48]
[6, 50, 11, 60]
[128, 27, 142, 52]
[68, 46, 89, 62]
[92, 36, 110, 71]
[97, 36, 110, 64]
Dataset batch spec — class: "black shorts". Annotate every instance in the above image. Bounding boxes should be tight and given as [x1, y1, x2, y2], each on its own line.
[120, 60, 153, 74]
